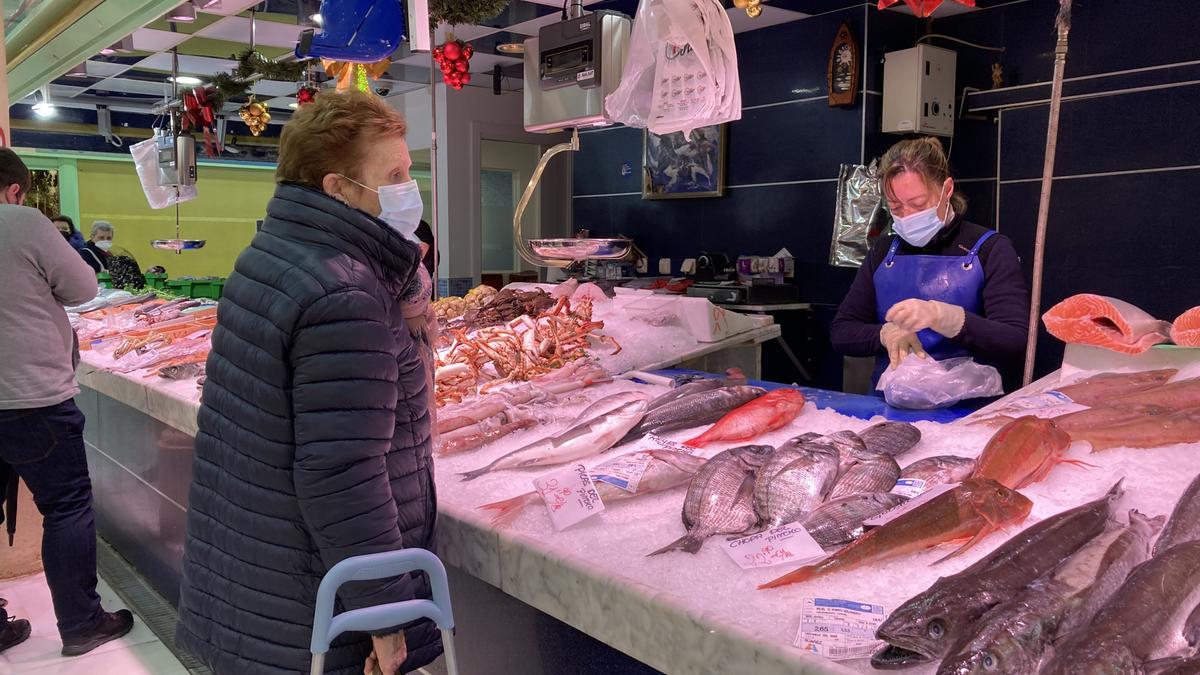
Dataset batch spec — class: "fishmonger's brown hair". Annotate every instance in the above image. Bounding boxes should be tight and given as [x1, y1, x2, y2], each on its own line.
[879, 136, 968, 216]
[275, 90, 407, 188]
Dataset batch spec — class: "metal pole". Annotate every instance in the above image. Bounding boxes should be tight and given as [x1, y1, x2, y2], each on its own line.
[428, 25, 440, 298]
[1022, 0, 1073, 386]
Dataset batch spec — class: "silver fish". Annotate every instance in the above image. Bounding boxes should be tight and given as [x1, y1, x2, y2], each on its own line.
[617, 385, 766, 446]
[828, 448, 900, 499]
[873, 481, 1124, 670]
[460, 400, 648, 481]
[648, 444, 774, 555]
[827, 431, 869, 477]
[567, 390, 652, 428]
[478, 449, 707, 527]
[1041, 539, 1200, 675]
[900, 456, 978, 487]
[752, 441, 840, 531]
[859, 421, 923, 457]
[801, 492, 908, 549]
[937, 510, 1162, 675]
[643, 368, 747, 413]
[1155, 473, 1200, 556]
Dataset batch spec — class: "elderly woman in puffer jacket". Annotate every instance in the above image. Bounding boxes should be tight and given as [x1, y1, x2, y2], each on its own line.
[176, 91, 440, 675]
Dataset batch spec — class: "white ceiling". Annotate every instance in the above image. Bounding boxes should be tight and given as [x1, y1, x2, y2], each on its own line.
[196, 15, 307, 49]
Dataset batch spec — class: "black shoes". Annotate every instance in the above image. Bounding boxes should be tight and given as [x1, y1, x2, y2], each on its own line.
[61, 609, 135, 657]
[0, 615, 32, 653]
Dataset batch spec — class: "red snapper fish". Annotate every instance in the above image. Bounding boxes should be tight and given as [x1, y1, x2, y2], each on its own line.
[683, 388, 806, 448]
[972, 416, 1088, 489]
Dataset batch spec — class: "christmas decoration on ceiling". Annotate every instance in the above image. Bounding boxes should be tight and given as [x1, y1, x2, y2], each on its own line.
[731, 0, 763, 18]
[208, 48, 308, 109]
[239, 96, 271, 136]
[296, 83, 320, 106]
[181, 86, 218, 157]
[876, 0, 975, 17]
[321, 57, 391, 92]
[429, 0, 510, 26]
[433, 38, 474, 90]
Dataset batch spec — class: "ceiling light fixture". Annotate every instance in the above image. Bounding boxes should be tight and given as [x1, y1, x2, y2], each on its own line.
[32, 86, 56, 118]
[99, 35, 135, 55]
[171, 75, 203, 85]
[168, 3, 197, 21]
[194, 0, 222, 9]
[66, 62, 89, 77]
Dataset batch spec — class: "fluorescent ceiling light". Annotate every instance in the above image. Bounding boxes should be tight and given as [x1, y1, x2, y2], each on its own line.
[168, 3, 196, 21]
[32, 101, 56, 117]
[288, 102, 299, 108]
[171, 75, 203, 85]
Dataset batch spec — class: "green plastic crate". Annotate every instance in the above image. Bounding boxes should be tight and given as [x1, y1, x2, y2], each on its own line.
[96, 272, 112, 289]
[144, 273, 168, 290]
[190, 278, 225, 300]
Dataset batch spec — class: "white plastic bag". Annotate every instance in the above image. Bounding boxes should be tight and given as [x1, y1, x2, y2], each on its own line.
[876, 355, 1004, 410]
[605, 0, 741, 139]
[129, 137, 197, 209]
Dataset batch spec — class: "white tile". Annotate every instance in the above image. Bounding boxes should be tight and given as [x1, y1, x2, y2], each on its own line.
[92, 77, 171, 96]
[251, 79, 301, 97]
[726, 5, 810, 34]
[197, 15, 305, 49]
[133, 53, 237, 77]
[198, 0, 263, 16]
[85, 61, 132, 79]
[48, 85, 89, 99]
[131, 28, 189, 52]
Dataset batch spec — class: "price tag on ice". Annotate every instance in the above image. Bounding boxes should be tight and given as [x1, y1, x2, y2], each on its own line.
[890, 478, 927, 499]
[532, 463, 605, 531]
[864, 482, 958, 528]
[591, 452, 654, 493]
[646, 433, 703, 456]
[794, 597, 887, 661]
[720, 523, 826, 570]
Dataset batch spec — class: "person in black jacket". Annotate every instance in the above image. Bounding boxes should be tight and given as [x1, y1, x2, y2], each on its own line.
[78, 221, 114, 273]
[176, 91, 439, 675]
[831, 137, 1029, 392]
[51, 214, 86, 250]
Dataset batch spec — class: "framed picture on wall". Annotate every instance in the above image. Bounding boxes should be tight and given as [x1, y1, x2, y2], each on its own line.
[642, 124, 727, 200]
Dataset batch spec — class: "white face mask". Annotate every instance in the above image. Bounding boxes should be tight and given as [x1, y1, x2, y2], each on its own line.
[95, 240, 114, 251]
[891, 183, 951, 248]
[339, 175, 423, 244]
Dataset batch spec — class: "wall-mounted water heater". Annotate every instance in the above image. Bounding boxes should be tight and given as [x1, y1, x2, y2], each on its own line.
[882, 44, 957, 137]
[523, 10, 631, 133]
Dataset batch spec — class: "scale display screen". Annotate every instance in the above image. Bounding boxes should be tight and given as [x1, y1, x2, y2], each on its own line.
[542, 43, 591, 78]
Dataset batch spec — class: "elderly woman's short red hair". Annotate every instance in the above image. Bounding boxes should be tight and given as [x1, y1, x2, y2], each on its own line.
[275, 90, 407, 188]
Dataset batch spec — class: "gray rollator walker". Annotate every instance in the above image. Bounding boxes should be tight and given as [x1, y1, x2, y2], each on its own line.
[309, 548, 459, 675]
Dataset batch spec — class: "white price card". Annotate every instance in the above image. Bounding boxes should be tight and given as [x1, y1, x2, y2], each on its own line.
[591, 452, 654, 493]
[890, 478, 927, 499]
[864, 483, 958, 528]
[795, 597, 887, 661]
[646, 433, 703, 456]
[721, 523, 826, 570]
[533, 463, 605, 531]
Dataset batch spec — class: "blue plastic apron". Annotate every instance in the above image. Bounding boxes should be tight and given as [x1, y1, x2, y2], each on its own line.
[872, 230, 996, 384]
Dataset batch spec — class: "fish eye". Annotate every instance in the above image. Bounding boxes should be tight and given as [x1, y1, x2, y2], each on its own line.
[982, 652, 998, 671]
[997, 488, 1011, 498]
[927, 619, 945, 639]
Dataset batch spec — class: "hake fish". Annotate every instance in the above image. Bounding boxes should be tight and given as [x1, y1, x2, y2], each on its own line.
[648, 445, 774, 555]
[683, 389, 806, 448]
[871, 481, 1123, 669]
[751, 439, 840, 531]
[828, 448, 900, 499]
[972, 416, 1084, 489]
[759, 478, 1031, 590]
[643, 368, 747, 413]
[477, 449, 706, 527]
[900, 456, 977, 487]
[567, 390, 652, 427]
[1072, 407, 1200, 452]
[801, 492, 908, 549]
[858, 421, 923, 457]
[616, 386, 766, 447]
[459, 400, 648, 481]
[1154, 472, 1200, 556]
[1041, 540, 1200, 675]
[936, 509, 1162, 675]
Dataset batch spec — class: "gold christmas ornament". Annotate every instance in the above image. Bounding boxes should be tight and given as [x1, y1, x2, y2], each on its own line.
[238, 96, 270, 136]
[747, 3, 763, 17]
[732, 0, 751, 7]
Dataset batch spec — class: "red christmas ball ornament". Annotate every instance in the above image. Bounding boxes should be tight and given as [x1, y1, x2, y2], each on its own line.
[295, 84, 319, 106]
[461, 72, 472, 86]
[455, 59, 469, 73]
[441, 62, 454, 75]
[463, 44, 474, 59]
[443, 41, 461, 60]
[433, 46, 444, 62]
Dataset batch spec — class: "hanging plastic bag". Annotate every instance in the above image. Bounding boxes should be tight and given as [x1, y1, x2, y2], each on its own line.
[876, 355, 1004, 409]
[129, 137, 197, 209]
[829, 161, 887, 267]
[605, 0, 741, 139]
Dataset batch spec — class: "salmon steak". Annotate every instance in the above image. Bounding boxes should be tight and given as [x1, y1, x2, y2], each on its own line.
[1042, 294, 1171, 354]
[1172, 306, 1200, 347]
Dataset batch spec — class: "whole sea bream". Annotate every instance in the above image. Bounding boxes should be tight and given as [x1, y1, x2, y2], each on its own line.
[801, 492, 908, 549]
[459, 399, 648, 480]
[1041, 540, 1200, 675]
[615, 386, 766, 447]
[900, 456, 977, 487]
[871, 481, 1123, 669]
[751, 438, 840, 531]
[1155, 472, 1200, 556]
[648, 445, 774, 555]
[828, 448, 901, 499]
[858, 421, 923, 457]
[936, 509, 1162, 675]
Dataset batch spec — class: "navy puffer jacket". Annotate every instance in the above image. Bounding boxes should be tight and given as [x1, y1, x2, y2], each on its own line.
[176, 183, 440, 674]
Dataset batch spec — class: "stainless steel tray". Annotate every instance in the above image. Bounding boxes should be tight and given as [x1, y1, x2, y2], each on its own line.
[528, 238, 633, 261]
[151, 239, 207, 251]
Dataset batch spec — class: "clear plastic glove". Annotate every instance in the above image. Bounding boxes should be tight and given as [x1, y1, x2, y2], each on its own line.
[880, 322, 928, 370]
[885, 299, 966, 338]
[365, 631, 407, 675]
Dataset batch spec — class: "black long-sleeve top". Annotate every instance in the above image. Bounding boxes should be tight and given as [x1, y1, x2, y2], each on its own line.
[830, 215, 1030, 389]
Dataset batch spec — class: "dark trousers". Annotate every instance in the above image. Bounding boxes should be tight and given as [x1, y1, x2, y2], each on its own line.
[0, 400, 102, 637]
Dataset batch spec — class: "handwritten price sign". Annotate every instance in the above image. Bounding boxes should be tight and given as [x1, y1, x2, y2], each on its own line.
[721, 523, 826, 570]
[533, 463, 606, 531]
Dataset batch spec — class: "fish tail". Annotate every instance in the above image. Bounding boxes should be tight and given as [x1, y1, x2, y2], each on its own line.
[1058, 457, 1099, 469]
[647, 534, 705, 556]
[478, 493, 537, 527]
[758, 564, 818, 589]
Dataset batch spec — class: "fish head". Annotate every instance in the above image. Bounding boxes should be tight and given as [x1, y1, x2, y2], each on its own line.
[874, 587, 1004, 669]
[935, 603, 1050, 675]
[961, 478, 1034, 526]
[1045, 641, 1140, 675]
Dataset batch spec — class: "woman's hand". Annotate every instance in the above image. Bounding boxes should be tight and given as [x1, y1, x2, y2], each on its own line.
[885, 299, 966, 338]
[364, 631, 407, 674]
[880, 323, 928, 369]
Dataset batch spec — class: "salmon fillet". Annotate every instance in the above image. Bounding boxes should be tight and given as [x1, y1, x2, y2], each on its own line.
[1042, 294, 1171, 355]
[1172, 307, 1200, 347]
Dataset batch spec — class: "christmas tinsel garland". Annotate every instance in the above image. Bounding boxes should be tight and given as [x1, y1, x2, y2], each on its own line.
[430, 0, 510, 26]
[208, 49, 308, 108]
